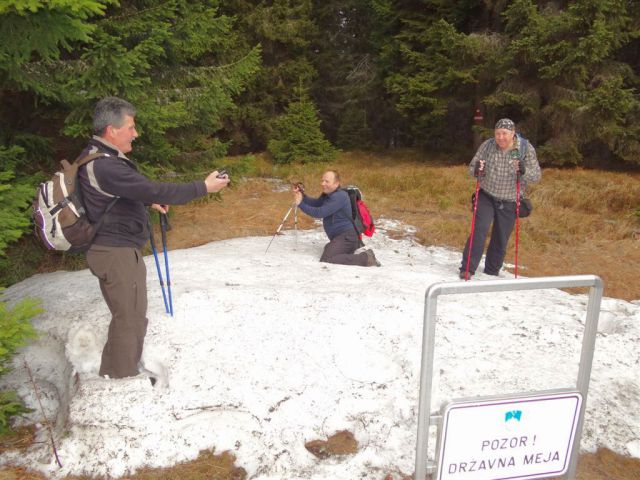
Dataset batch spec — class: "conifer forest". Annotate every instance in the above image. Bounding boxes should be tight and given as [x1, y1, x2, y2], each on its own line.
[1, 0, 639, 264]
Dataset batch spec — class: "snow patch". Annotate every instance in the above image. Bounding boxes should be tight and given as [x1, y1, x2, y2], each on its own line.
[1, 226, 639, 478]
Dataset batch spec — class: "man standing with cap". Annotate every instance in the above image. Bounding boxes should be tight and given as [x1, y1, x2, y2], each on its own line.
[459, 118, 541, 279]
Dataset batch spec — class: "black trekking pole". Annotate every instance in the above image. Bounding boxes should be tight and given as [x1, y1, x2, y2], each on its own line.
[294, 203, 299, 248]
[515, 172, 522, 279]
[265, 203, 295, 254]
[513, 151, 526, 279]
[149, 221, 170, 314]
[160, 213, 174, 316]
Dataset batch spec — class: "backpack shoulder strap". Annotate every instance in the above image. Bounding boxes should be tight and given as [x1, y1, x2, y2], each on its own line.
[342, 186, 365, 243]
[60, 152, 108, 172]
[518, 134, 528, 159]
[75, 152, 108, 167]
[480, 138, 496, 162]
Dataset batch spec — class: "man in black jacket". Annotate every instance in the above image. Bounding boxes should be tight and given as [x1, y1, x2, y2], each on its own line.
[78, 96, 229, 379]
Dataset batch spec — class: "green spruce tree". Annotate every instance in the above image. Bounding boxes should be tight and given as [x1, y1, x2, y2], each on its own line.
[219, 0, 318, 152]
[495, 0, 640, 165]
[268, 91, 336, 164]
[59, 0, 261, 166]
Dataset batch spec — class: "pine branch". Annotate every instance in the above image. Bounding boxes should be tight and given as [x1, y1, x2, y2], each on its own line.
[99, 0, 177, 24]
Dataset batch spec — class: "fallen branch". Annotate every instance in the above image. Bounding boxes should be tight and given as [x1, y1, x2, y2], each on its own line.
[23, 360, 62, 468]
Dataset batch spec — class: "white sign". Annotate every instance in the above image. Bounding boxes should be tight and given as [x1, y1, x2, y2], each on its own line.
[436, 391, 582, 480]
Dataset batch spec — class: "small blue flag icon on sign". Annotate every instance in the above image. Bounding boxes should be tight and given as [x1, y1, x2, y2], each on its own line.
[505, 410, 522, 422]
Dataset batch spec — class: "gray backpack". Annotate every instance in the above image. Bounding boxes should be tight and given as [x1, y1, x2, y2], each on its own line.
[32, 153, 117, 253]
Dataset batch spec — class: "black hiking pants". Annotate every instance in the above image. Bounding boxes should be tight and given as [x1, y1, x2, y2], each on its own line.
[87, 245, 148, 379]
[460, 189, 517, 276]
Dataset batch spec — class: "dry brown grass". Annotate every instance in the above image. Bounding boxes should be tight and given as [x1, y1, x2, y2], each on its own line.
[0, 427, 36, 455]
[0, 451, 245, 480]
[2, 150, 639, 479]
[164, 150, 640, 300]
[1, 445, 637, 480]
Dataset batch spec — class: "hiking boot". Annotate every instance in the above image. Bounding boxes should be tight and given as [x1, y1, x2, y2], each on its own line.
[459, 270, 473, 280]
[365, 249, 381, 267]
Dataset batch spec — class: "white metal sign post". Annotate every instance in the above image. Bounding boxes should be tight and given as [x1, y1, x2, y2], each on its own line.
[437, 391, 582, 480]
[414, 275, 603, 480]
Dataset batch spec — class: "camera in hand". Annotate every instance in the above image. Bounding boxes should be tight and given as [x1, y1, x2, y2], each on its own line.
[292, 182, 305, 193]
[216, 169, 228, 179]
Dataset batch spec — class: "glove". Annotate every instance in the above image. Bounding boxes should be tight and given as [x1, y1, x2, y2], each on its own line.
[510, 149, 525, 175]
[473, 162, 486, 177]
[518, 160, 526, 175]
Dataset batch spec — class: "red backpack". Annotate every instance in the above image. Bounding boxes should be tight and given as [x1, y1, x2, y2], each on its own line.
[343, 185, 375, 239]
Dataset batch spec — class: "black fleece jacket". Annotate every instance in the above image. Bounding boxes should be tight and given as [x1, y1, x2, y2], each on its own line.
[77, 137, 207, 249]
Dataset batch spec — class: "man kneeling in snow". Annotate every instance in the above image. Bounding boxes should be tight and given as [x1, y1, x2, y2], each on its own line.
[293, 170, 380, 267]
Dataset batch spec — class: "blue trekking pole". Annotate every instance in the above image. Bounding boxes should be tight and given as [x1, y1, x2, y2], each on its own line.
[149, 222, 170, 314]
[160, 212, 173, 316]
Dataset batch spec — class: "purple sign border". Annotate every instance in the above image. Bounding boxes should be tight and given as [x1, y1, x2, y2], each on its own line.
[437, 393, 582, 480]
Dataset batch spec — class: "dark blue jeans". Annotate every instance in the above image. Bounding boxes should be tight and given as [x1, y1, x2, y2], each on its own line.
[460, 189, 517, 275]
